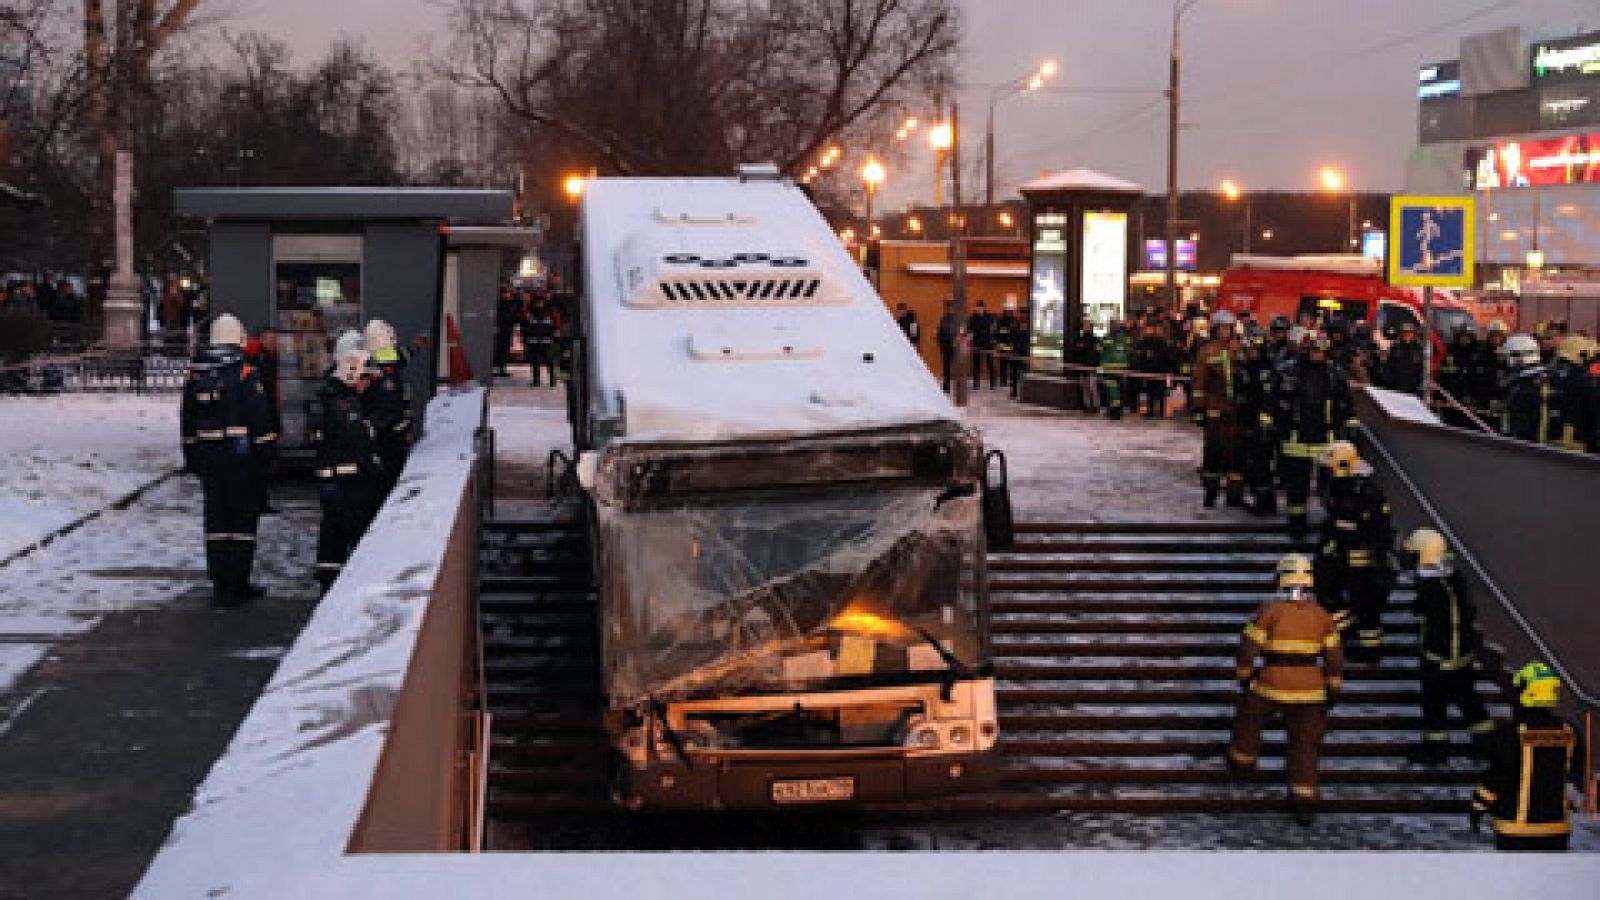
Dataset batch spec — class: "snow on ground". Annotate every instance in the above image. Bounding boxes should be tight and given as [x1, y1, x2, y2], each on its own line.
[958, 387, 1244, 524]
[0, 393, 180, 562]
[487, 379, 578, 514]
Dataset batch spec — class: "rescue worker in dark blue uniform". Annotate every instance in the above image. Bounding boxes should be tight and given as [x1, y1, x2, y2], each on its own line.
[309, 345, 385, 595]
[180, 314, 278, 607]
[1239, 336, 1278, 515]
[1402, 527, 1494, 765]
[1499, 333, 1555, 443]
[1313, 441, 1393, 663]
[523, 299, 559, 388]
[362, 319, 415, 499]
[1269, 337, 1355, 539]
[1472, 662, 1584, 852]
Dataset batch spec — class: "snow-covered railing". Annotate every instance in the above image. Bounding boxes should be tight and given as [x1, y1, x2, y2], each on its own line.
[135, 387, 489, 896]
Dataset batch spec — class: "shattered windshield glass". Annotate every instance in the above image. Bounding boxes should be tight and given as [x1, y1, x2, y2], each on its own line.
[597, 485, 983, 705]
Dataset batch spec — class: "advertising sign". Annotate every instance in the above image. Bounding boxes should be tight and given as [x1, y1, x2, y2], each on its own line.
[1466, 132, 1600, 188]
[1142, 238, 1197, 272]
[1081, 211, 1128, 333]
[1388, 196, 1475, 288]
[1029, 212, 1067, 359]
[1533, 33, 1600, 82]
[1418, 61, 1461, 99]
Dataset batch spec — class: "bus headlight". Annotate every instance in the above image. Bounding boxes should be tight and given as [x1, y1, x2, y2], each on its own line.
[908, 725, 941, 750]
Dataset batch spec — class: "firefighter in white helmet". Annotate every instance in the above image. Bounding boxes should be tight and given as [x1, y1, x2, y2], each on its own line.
[361, 319, 414, 498]
[308, 343, 384, 595]
[1403, 527, 1493, 766]
[1498, 334, 1551, 442]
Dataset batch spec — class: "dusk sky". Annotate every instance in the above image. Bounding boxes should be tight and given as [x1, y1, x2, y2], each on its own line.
[228, 0, 1600, 207]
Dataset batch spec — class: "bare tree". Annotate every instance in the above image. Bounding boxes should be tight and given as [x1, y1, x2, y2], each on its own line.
[437, 0, 957, 185]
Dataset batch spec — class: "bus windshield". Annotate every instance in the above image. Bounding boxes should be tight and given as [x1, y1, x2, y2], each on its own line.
[597, 485, 984, 704]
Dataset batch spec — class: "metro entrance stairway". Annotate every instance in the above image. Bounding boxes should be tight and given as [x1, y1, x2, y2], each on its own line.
[476, 516, 1505, 831]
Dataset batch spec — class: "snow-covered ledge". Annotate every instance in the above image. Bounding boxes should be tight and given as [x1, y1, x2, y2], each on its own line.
[136, 388, 487, 897]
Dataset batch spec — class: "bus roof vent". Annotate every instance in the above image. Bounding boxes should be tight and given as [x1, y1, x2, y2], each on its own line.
[617, 217, 850, 308]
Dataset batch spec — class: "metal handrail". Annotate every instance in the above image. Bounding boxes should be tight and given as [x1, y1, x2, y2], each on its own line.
[1362, 423, 1599, 712]
[1424, 382, 1497, 435]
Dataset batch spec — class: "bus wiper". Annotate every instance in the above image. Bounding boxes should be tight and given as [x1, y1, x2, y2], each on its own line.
[649, 697, 693, 770]
[912, 625, 972, 701]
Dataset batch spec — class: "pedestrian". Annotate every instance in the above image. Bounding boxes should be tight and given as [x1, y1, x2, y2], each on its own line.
[309, 344, 385, 595]
[894, 301, 921, 348]
[1192, 310, 1246, 506]
[936, 303, 959, 393]
[1006, 303, 1031, 398]
[1270, 337, 1354, 539]
[523, 298, 559, 388]
[1071, 319, 1101, 411]
[1401, 527, 1493, 766]
[1132, 320, 1174, 418]
[968, 301, 996, 389]
[180, 314, 277, 607]
[1228, 553, 1343, 827]
[1471, 662, 1584, 852]
[993, 305, 1019, 389]
[363, 319, 415, 499]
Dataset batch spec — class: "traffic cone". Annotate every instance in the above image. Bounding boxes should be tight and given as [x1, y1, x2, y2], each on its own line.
[445, 314, 473, 385]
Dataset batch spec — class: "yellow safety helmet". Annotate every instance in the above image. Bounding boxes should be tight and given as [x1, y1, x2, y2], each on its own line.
[1487, 319, 1509, 335]
[1404, 527, 1448, 568]
[1512, 661, 1561, 709]
[1322, 440, 1362, 476]
[1556, 335, 1595, 365]
[1276, 553, 1315, 591]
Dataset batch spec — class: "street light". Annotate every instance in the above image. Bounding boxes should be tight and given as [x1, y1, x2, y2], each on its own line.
[562, 172, 590, 202]
[928, 120, 954, 208]
[985, 57, 1059, 227]
[1318, 166, 1356, 252]
[861, 156, 887, 240]
[1166, 0, 1202, 312]
[1220, 177, 1252, 254]
[907, 215, 923, 235]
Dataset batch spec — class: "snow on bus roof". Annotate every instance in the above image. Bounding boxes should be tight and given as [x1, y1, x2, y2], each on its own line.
[579, 177, 955, 445]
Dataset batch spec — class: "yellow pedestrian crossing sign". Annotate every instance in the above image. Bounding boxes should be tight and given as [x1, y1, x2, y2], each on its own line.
[1388, 195, 1475, 288]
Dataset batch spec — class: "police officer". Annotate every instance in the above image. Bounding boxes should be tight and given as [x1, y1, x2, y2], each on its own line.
[1270, 337, 1354, 539]
[309, 344, 385, 595]
[180, 314, 277, 607]
[1472, 662, 1584, 852]
[363, 319, 415, 498]
[1314, 441, 1393, 662]
[1228, 553, 1344, 826]
[1192, 310, 1246, 507]
[1402, 527, 1493, 766]
[523, 298, 559, 388]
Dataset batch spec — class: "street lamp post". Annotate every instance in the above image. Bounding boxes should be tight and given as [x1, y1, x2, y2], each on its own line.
[984, 58, 1058, 230]
[862, 156, 886, 238]
[932, 106, 969, 407]
[1167, 0, 1201, 312]
[1221, 178, 1251, 256]
[1320, 166, 1355, 251]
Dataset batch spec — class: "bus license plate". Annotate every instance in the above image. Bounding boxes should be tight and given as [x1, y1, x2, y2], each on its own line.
[771, 777, 855, 804]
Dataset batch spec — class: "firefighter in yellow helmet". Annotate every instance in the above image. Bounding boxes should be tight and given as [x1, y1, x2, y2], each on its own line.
[1402, 528, 1493, 766]
[1313, 440, 1394, 662]
[1228, 552, 1344, 826]
[1471, 662, 1585, 851]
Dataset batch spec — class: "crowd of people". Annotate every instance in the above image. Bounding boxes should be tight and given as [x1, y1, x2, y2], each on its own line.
[0, 275, 86, 322]
[179, 314, 415, 606]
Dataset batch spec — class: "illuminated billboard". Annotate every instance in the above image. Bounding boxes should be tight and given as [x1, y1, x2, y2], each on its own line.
[1029, 212, 1067, 359]
[1466, 133, 1600, 189]
[1533, 33, 1600, 82]
[1418, 61, 1461, 99]
[1081, 211, 1128, 334]
[1142, 239, 1197, 271]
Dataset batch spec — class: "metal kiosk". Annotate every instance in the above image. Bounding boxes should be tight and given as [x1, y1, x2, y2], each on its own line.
[174, 187, 532, 456]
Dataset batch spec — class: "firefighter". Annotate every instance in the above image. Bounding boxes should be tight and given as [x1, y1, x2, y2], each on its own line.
[1380, 321, 1426, 395]
[1192, 310, 1246, 507]
[1314, 441, 1393, 663]
[1549, 335, 1596, 452]
[180, 314, 277, 607]
[1228, 553, 1343, 826]
[362, 319, 415, 498]
[1472, 662, 1584, 852]
[523, 298, 559, 388]
[1499, 334, 1553, 442]
[1270, 336, 1354, 539]
[1239, 336, 1278, 515]
[309, 345, 385, 595]
[1437, 328, 1478, 426]
[1265, 315, 1294, 367]
[1402, 527, 1494, 765]
[1099, 320, 1130, 421]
